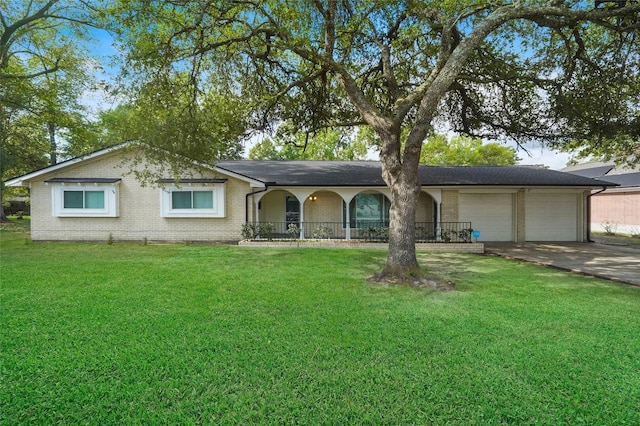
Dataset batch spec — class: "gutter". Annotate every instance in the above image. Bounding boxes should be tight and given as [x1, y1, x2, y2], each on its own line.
[245, 183, 273, 223]
[587, 186, 607, 242]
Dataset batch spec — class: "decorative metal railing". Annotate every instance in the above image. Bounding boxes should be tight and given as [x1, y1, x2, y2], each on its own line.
[243, 221, 474, 243]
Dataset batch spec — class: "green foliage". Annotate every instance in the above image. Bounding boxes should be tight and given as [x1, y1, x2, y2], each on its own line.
[80, 74, 251, 185]
[241, 222, 275, 240]
[2, 237, 640, 423]
[249, 127, 369, 160]
[286, 223, 299, 239]
[420, 134, 520, 166]
[559, 135, 640, 167]
[311, 225, 333, 239]
[0, 0, 100, 219]
[105, 1, 639, 149]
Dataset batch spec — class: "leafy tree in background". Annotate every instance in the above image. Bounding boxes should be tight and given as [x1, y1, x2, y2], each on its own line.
[36, 57, 94, 165]
[105, 1, 639, 282]
[70, 73, 250, 183]
[420, 134, 519, 166]
[249, 126, 369, 160]
[559, 135, 640, 166]
[0, 0, 98, 221]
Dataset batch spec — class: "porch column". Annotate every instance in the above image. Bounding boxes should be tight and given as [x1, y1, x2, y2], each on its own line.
[436, 200, 442, 241]
[299, 200, 305, 239]
[286, 190, 315, 240]
[345, 203, 351, 240]
[336, 190, 360, 241]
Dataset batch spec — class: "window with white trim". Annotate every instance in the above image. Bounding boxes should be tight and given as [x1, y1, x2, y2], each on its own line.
[160, 184, 225, 218]
[342, 193, 390, 228]
[50, 181, 120, 217]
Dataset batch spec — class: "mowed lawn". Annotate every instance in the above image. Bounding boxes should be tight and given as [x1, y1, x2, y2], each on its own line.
[1, 228, 640, 424]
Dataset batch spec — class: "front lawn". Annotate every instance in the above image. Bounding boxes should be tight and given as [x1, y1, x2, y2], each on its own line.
[1, 230, 639, 424]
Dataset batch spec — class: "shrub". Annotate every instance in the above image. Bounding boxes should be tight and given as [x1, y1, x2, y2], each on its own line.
[287, 223, 300, 240]
[602, 220, 618, 235]
[259, 222, 275, 241]
[312, 225, 333, 239]
[241, 223, 258, 240]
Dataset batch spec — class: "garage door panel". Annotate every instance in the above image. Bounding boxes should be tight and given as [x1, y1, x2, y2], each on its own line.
[459, 194, 513, 241]
[526, 193, 577, 241]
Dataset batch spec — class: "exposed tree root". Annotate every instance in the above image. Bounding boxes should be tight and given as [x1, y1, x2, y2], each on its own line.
[367, 269, 455, 291]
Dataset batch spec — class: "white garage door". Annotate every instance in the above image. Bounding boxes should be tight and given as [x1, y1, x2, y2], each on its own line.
[526, 193, 578, 241]
[459, 194, 513, 241]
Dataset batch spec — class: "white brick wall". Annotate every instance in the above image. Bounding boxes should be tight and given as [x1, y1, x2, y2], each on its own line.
[29, 151, 250, 242]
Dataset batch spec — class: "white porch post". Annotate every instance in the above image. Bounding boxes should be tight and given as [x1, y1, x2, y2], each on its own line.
[286, 190, 315, 240]
[254, 199, 260, 223]
[345, 203, 351, 240]
[336, 190, 360, 241]
[436, 199, 442, 241]
[299, 200, 305, 239]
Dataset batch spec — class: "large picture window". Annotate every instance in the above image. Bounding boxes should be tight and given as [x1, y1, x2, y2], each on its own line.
[50, 180, 120, 217]
[160, 184, 225, 218]
[64, 190, 105, 209]
[171, 191, 214, 209]
[343, 193, 390, 228]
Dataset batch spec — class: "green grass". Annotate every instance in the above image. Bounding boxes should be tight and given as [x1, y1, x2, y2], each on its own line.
[592, 231, 640, 246]
[1, 227, 640, 424]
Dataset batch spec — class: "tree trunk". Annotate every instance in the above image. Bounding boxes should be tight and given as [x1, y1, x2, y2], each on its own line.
[0, 109, 8, 222]
[0, 184, 8, 223]
[369, 126, 424, 283]
[380, 168, 421, 278]
[48, 122, 57, 165]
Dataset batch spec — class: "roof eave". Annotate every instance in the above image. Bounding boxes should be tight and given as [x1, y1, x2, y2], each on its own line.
[4, 144, 128, 187]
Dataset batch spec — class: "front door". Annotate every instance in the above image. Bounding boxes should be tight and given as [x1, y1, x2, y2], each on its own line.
[285, 195, 300, 226]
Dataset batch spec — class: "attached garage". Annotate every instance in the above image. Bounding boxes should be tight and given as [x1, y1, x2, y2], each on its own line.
[525, 193, 579, 241]
[459, 193, 514, 241]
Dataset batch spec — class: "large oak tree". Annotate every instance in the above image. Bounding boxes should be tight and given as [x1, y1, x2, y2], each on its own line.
[108, 0, 639, 282]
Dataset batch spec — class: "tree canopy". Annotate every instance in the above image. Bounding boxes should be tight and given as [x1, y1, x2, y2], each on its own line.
[248, 126, 369, 160]
[420, 134, 519, 166]
[0, 0, 100, 220]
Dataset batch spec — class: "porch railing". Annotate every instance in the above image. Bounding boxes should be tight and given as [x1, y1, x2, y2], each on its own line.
[243, 221, 474, 243]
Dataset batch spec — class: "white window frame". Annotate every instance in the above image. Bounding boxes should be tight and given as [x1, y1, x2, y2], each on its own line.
[51, 183, 119, 217]
[342, 193, 390, 228]
[160, 184, 225, 218]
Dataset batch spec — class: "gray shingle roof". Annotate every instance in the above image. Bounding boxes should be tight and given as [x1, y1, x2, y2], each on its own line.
[593, 172, 640, 188]
[215, 161, 617, 188]
[563, 162, 640, 188]
[564, 164, 615, 179]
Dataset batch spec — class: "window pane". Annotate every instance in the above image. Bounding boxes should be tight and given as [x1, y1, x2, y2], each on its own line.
[84, 191, 105, 209]
[356, 193, 382, 222]
[63, 191, 84, 208]
[193, 191, 213, 209]
[172, 191, 192, 209]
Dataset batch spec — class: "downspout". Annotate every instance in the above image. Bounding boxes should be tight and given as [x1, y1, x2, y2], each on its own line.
[587, 186, 607, 243]
[245, 185, 269, 223]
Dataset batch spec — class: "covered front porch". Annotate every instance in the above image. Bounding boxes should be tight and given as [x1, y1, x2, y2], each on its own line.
[245, 188, 474, 243]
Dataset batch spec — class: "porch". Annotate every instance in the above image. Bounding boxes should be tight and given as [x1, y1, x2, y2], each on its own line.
[246, 188, 475, 243]
[242, 221, 475, 243]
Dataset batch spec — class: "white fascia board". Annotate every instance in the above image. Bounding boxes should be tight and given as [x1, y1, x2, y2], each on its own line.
[211, 166, 265, 188]
[4, 142, 266, 189]
[4, 144, 127, 187]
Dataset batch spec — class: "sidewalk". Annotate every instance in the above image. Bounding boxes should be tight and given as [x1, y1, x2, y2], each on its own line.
[485, 242, 640, 287]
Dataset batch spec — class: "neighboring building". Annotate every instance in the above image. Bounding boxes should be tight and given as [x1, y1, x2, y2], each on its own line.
[564, 161, 640, 235]
[5, 145, 617, 243]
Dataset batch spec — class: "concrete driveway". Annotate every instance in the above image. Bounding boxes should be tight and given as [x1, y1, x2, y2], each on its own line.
[485, 242, 640, 286]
